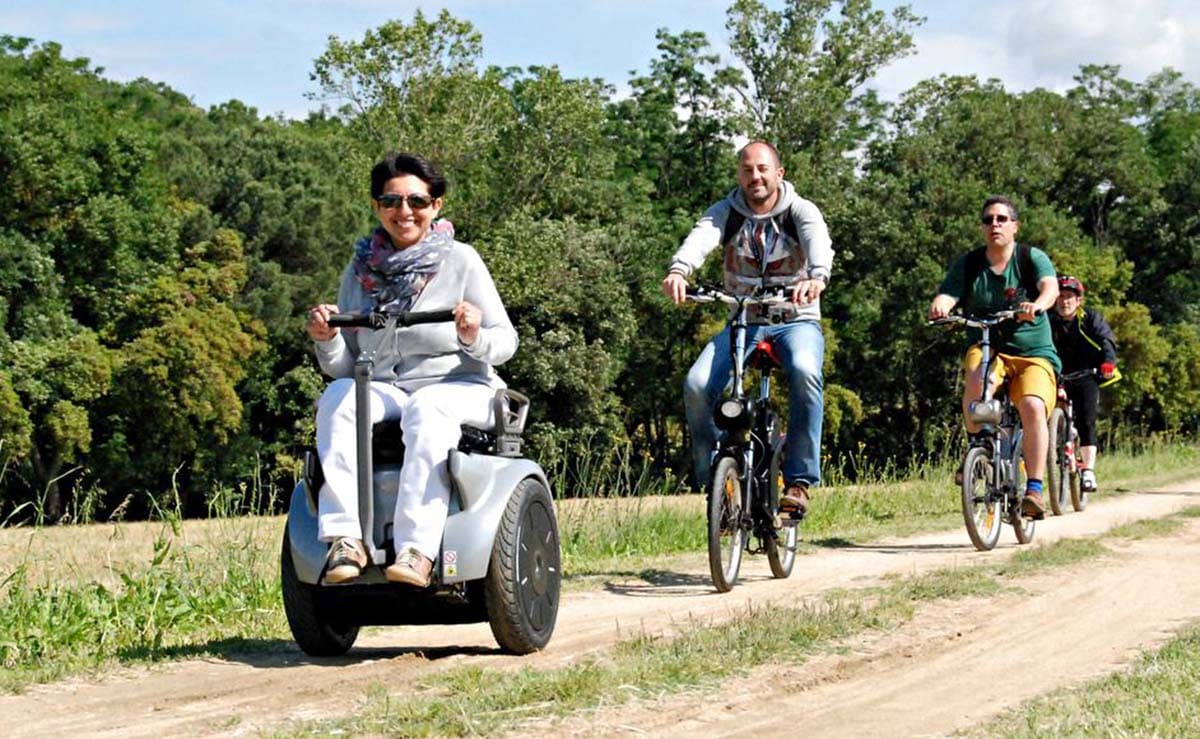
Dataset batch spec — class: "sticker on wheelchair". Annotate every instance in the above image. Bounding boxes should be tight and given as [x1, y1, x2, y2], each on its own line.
[443, 550, 458, 577]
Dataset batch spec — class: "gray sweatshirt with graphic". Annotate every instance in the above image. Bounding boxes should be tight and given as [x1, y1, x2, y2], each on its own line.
[314, 242, 516, 391]
[668, 181, 834, 322]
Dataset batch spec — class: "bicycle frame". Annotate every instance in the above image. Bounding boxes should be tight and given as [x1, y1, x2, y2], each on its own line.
[687, 284, 799, 590]
[688, 285, 790, 513]
[931, 312, 1033, 498]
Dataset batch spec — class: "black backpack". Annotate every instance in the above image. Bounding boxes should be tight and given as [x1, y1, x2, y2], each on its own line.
[720, 209, 800, 252]
[960, 243, 1042, 312]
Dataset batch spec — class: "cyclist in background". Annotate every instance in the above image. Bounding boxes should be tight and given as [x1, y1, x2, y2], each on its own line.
[928, 196, 1060, 519]
[1049, 275, 1119, 493]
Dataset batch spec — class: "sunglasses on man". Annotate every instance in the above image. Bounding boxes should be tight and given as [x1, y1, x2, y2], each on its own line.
[980, 214, 1013, 225]
[376, 193, 434, 210]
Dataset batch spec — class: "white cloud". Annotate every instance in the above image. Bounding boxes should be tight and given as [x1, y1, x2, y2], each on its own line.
[60, 11, 129, 33]
[871, 31, 1016, 100]
[870, 0, 1200, 101]
[1008, 0, 1195, 84]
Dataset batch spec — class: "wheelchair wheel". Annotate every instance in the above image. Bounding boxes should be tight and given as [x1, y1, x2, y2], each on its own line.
[707, 455, 746, 592]
[484, 476, 561, 654]
[280, 530, 359, 657]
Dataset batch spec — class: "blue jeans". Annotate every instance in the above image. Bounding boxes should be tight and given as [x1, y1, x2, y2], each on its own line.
[684, 320, 825, 489]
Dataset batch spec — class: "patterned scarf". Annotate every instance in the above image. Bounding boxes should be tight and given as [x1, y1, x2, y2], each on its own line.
[352, 222, 455, 313]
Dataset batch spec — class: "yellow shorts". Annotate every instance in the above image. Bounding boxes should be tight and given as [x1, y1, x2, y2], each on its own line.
[963, 346, 1057, 412]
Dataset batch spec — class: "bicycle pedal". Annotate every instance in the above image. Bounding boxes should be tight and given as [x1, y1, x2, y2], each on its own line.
[776, 511, 803, 526]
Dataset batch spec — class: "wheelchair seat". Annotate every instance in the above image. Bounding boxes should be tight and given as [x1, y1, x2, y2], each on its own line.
[303, 389, 531, 498]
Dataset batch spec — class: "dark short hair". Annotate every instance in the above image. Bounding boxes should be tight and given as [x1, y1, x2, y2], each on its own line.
[981, 195, 1019, 222]
[737, 140, 782, 168]
[370, 152, 447, 199]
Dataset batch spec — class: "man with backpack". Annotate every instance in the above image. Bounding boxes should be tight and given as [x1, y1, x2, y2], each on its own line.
[928, 196, 1061, 519]
[1050, 275, 1119, 493]
[661, 141, 834, 517]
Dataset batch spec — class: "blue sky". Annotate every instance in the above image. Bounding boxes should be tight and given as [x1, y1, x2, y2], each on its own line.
[2, 1, 1197, 119]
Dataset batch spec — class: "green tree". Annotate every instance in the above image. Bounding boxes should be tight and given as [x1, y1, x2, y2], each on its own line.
[724, 0, 921, 189]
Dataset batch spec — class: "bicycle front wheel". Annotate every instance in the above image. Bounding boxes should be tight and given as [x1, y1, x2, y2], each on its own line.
[1046, 407, 1069, 516]
[961, 446, 1002, 551]
[708, 456, 746, 592]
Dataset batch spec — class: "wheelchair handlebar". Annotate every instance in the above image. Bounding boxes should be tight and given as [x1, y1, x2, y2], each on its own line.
[327, 308, 456, 329]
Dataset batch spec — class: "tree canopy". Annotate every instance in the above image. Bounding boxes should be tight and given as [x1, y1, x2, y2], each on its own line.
[1, 3, 1198, 522]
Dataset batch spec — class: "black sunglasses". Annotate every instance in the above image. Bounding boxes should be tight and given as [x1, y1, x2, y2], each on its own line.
[980, 214, 1012, 225]
[376, 193, 434, 210]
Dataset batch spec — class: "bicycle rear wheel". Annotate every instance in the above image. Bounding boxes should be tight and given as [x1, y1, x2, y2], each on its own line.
[707, 456, 745, 592]
[1070, 460, 1088, 511]
[1046, 408, 1069, 516]
[1010, 444, 1036, 544]
[961, 446, 1002, 551]
[765, 444, 796, 578]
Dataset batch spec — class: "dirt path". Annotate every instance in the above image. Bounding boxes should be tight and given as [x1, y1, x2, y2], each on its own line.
[3, 479, 1199, 737]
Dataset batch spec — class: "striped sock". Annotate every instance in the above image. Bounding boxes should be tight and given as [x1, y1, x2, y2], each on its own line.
[1026, 478, 1043, 494]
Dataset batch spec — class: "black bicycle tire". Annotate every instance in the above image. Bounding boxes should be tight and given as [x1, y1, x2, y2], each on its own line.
[707, 456, 745, 592]
[1010, 443, 1037, 544]
[961, 446, 1002, 551]
[1047, 408, 1068, 516]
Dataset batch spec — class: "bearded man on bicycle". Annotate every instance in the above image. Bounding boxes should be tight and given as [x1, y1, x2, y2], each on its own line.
[1049, 275, 1119, 493]
[661, 141, 834, 517]
[927, 196, 1061, 519]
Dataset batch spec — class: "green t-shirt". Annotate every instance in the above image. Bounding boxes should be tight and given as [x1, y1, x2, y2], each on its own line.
[937, 245, 1062, 372]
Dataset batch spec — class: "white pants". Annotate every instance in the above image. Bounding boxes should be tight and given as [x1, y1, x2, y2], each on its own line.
[315, 378, 496, 560]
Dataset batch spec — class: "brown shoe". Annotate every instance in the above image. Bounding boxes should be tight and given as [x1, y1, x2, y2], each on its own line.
[386, 547, 434, 587]
[779, 483, 810, 517]
[323, 537, 368, 584]
[1021, 491, 1046, 520]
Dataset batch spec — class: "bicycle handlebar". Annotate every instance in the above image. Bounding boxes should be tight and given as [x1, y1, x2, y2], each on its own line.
[1059, 368, 1098, 382]
[327, 308, 456, 329]
[927, 308, 1042, 330]
[684, 284, 792, 307]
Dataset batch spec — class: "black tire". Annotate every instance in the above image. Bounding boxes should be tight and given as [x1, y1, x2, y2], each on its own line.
[707, 456, 745, 592]
[765, 444, 796, 579]
[961, 447, 1002, 551]
[280, 529, 359, 657]
[484, 477, 561, 654]
[1010, 444, 1036, 544]
[1046, 408, 1069, 516]
[1070, 463, 1088, 512]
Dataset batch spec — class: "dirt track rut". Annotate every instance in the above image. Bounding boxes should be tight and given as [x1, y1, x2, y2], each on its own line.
[2, 479, 1198, 737]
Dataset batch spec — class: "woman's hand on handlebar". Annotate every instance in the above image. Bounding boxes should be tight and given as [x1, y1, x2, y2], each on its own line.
[306, 303, 339, 342]
[454, 300, 482, 346]
[661, 271, 689, 305]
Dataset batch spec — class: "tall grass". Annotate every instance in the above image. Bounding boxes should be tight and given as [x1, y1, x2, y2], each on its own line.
[0, 470, 286, 692]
